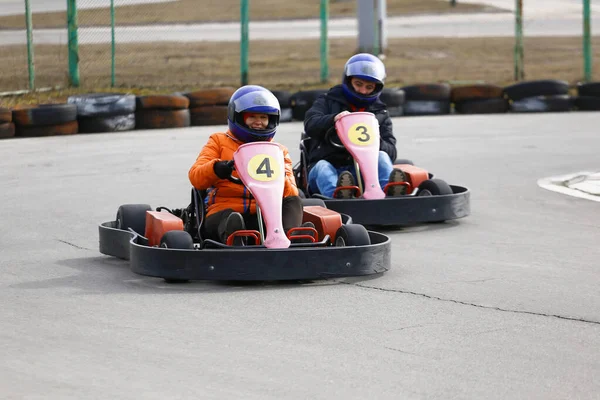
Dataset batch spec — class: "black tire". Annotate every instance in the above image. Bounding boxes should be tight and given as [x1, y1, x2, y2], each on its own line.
[0, 122, 15, 139]
[380, 88, 406, 107]
[280, 108, 293, 123]
[386, 106, 404, 117]
[503, 79, 569, 101]
[417, 179, 453, 196]
[574, 96, 600, 111]
[334, 224, 371, 247]
[577, 82, 600, 97]
[510, 95, 573, 113]
[301, 198, 327, 208]
[78, 113, 136, 133]
[403, 100, 451, 116]
[454, 98, 509, 114]
[160, 230, 194, 249]
[0, 107, 12, 123]
[135, 109, 191, 129]
[13, 104, 78, 126]
[270, 90, 292, 108]
[116, 204, 152, 235]
[401, 83, 451, 101]
[290, 90, 328, 121]
[394, 158, 414, 165]
[67, 93, 136, 117]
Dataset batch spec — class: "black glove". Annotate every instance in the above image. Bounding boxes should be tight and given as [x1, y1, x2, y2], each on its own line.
[213, 160, 234, 179]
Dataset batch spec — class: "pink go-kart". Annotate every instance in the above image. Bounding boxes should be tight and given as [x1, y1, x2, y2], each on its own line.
[99, 141, 391, 283]
[294, 112, 471, 227]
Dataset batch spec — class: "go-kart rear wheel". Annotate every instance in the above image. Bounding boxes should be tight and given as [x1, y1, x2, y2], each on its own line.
[334, 224, 371, 247]
[417, 179, 453, 196]
[160, 231, 194, 284]
[116, 204, 152, 235]
[301, 198, 327, 208]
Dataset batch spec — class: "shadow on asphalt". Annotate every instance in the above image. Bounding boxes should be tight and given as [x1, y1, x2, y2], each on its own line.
[10, 255, 387, 295]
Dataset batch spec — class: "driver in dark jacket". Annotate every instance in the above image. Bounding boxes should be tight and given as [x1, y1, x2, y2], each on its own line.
[303, 53, 405, 198]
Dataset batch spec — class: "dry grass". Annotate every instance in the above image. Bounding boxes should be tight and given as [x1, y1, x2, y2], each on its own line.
[1, 35, 598, 108]
[0, 0, 501, 29]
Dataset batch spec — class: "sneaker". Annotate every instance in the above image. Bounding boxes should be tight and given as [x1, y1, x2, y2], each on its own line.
[335, 171, 356, 199]
[289, 221, 318, 244]
[387, 168, 408, 197]
[224, 212, 246, 246]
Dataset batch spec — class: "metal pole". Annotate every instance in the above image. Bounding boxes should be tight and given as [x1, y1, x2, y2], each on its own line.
[373, 0, 379, 55]
[583, 0, 592, 82]
[240, 0, 249, 86]
[320, 0, 329, 83]
[111, 0, 116, 87]
[450, 0, 456, 6]
[67, 0, 80, 87]
[514, 0, 524, 80]
[24, 0, 35, 90]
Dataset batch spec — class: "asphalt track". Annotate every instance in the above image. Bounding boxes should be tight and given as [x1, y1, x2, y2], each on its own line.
[0, 112, 599, 399]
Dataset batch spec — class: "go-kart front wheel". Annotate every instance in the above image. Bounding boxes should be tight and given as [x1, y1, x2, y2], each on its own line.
[417, 179, 453, 196]
[116, 204, 152, 235]
[334, 224, 371, 247]
[160, 230, 194, 250]
[160, 230, 194, 284]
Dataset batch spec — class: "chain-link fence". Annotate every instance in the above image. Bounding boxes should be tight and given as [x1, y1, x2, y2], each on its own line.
[0, 1, 598, 94]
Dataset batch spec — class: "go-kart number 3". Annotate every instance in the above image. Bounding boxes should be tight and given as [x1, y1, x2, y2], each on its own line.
[348, 123, 375, 146]
[247, 154, 280, 181]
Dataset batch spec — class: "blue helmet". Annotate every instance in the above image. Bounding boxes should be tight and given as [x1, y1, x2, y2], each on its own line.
[341, 53, 386, 106]
[227, 85, 280, 143]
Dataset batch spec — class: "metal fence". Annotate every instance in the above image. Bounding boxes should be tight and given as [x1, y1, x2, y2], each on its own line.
[0, 0, 596, 94]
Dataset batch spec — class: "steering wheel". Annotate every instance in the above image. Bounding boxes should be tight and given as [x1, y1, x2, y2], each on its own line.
[225, 160, 244, 185]
[324, 125, 346, 149]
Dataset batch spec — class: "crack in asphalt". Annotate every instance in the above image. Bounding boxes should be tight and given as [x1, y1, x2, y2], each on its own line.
[57, 239, 93, 251]
[344, 282, 600, 326]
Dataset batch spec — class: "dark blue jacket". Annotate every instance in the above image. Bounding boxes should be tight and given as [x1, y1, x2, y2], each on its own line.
[303, 85, 397, 170]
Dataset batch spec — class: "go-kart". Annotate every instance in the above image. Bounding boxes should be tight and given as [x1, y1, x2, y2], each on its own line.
[294, 112, 471, 226]
[99, 141, 391, 282]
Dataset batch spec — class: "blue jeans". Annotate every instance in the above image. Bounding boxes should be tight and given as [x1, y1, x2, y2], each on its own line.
[308, 151, 394, 198]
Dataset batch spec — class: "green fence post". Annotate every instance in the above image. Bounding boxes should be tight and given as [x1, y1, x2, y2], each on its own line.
[583, 0, 592, 82]
[450, 0, 456, 7]
[67, 0, 80, 87]
[111, 0, 116, 87]
[240, 0, 249, 86]
[320, 0, 329, 83]
[24, 0, 35, 90]
[514, 0, 524, 80]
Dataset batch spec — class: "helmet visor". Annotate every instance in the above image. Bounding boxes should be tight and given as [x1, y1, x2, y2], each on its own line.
[233, 91, 280, 115]
[345, 60, 386, 83]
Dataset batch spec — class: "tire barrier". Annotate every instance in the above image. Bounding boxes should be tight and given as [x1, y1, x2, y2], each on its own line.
[12, 103, 79, 138]
[0, 122, 15, 139]
[1, 81, 599, 140]
[575, 82, 600, 111]
[401, 83, 451, 116]
[451, 84, 507, 114]
[290, 89, 328, 121]
[135, 95, 191, 129]
[68, 93, 137, 133]
[510, 95, 573, 113]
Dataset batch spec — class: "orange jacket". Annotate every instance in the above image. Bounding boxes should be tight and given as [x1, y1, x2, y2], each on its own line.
[188, 131, 299, 217]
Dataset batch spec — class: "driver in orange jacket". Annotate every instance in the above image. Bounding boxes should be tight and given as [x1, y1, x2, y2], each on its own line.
[188, 85, 303, 244]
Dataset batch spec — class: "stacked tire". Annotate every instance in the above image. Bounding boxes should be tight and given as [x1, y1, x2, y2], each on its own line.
[135, 95, 191, 130]
[504, 79, 572, 113]
[400, 83, 452, 116]
[13, 104, 78, 137]
[451, 84, 508, 114]
[68, 93, 136, 133]
[183, 88, 234, 126]
[574, 82, 600, 111]
[0, 107, 15, 139]
[271, 90, 293, 122]
[380, 88, 406, 117]
[290, 89, 328, 121]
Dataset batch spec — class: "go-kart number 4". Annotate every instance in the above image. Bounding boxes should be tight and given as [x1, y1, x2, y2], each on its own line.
[248, 154, 281, 181]
[348, 123, 375, 146]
